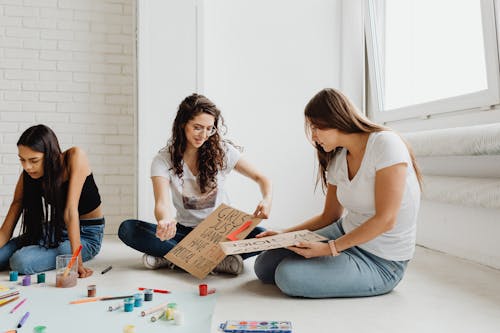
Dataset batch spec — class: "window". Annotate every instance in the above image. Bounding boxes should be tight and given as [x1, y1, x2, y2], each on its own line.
[365, 0, 500, 122]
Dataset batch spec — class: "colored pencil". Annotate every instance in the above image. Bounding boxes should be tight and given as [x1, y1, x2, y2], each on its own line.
[138, 287, 170, 294]
[0, 296, 20, 307]
[140, 302, 170, 317]
[0, 290, 20, 300]
[9, 298, 27, 314]
[63, 245, 82, 277]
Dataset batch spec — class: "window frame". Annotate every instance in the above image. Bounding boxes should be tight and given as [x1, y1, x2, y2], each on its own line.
[365, 0, 500, 123]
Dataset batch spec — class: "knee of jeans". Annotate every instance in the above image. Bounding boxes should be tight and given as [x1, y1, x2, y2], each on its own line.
[274, 262, 303, 297]
[253, 253, 275, 284]
[118, 220, 134, 242]
[9, 251, 36, 275]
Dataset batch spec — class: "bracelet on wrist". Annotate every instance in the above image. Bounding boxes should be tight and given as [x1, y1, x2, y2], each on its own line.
[328, 240, 340, 257]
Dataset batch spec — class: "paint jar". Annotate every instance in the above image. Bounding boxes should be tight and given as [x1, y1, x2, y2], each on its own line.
[143, 289, 153, 301]
[165, 303, 177, 320]
[55, 254, 78, 288]
[173, 310, 184, 325]
[199, 283, 207, 296]
[123, 297, 134, 312]
[37, 272, 46, 284]
[123, 324, 135, 333]
[9, 271, 18, 282]
[22, 275, 31, 286]
[87, 284, 96, 297]
[133, 293, 143, 307]
[199, 283, 215, 296]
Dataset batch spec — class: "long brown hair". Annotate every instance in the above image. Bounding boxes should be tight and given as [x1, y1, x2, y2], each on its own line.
[304, 88, 423, 191]
[167, 93, 227, 193]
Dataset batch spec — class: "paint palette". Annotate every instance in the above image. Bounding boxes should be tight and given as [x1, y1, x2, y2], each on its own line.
[219, 320, 292, 333]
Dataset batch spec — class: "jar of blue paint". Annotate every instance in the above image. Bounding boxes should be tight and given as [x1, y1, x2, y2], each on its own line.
[144, 289, 153, 301]
[124, 297, 134, 312]
[133, 293, 143, 307]
[9, 271, 18, 281]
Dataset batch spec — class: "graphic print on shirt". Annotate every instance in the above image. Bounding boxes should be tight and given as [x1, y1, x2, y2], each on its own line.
[181, 177, 217, 210]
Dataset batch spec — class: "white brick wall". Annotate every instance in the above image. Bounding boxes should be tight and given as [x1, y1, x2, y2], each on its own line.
[0, 0, 136, 235]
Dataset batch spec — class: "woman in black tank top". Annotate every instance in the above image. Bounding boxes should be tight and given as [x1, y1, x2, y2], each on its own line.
[0, 124, 104, 277]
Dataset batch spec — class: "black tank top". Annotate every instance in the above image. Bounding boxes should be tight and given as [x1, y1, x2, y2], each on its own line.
[61, 173, 101, 215]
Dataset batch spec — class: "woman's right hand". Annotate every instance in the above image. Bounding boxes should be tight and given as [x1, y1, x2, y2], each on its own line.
[156, 219, 177, 241]
[255, 230, 280, 238]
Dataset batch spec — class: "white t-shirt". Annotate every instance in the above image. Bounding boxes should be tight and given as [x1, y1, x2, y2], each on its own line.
[150, 142, 241, 227]
[327, 131, 421, 261]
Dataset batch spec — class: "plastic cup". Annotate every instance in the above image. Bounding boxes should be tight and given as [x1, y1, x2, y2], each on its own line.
[55, 254, 78, 288]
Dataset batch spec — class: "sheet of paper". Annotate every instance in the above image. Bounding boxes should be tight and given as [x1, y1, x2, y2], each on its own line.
[0, 287, 216, 333]
[219, 230, 328, 255]
[165, 204, 261, 279]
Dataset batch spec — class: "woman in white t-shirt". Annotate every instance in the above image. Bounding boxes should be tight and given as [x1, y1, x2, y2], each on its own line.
[254, 88, 422, 297]
[119, 93, 272, 275]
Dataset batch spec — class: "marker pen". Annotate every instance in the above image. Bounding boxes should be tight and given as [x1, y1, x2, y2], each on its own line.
[17, 311, 30, 328]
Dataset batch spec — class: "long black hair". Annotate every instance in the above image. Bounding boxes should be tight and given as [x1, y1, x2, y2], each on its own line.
[17, 124, 65, 248]
[167, 93, 227, 193]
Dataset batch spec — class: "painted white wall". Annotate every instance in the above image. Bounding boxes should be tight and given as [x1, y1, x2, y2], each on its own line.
[138, 0, 341, 228]
[137, 0, 202, 222]
[339, 0, 365, 111]
[202, 0, 341, 228]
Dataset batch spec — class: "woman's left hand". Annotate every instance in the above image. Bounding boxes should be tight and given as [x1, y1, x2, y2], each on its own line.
[78, 264, 93, 278]
[253, 199, 272, 219]
[287, 241, 332, 258]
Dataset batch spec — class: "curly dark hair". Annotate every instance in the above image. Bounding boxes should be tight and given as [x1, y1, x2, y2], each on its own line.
[167, 93, 227, 193]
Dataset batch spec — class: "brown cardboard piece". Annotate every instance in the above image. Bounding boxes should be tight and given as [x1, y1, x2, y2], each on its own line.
[219, 230, 327, 255]
[165, 204, 261, 279]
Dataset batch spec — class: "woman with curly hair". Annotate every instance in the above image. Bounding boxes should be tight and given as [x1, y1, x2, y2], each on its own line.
[118, 93, 272, 275]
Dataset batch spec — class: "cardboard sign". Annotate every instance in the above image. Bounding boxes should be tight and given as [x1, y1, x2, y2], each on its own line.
[219, 230, 327, 255]
[165, 204, 261, 279]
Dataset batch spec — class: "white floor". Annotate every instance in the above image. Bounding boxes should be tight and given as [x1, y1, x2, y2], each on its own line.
[4, 236, 500, 333]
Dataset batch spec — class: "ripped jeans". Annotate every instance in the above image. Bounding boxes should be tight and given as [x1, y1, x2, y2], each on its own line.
[0, 218, 105, 275]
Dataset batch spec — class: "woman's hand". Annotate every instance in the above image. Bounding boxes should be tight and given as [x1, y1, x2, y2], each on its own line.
[253, 199, 272, 219]
[287, 241, 332, 258]
[78, 263, 93, 278]
[156, 219, 177, 241]
[255, 229, 280, 238]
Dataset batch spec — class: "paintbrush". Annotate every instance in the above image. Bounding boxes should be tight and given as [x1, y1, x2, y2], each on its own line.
[69, 295, 134, 304]
[63, 245, 82, 277]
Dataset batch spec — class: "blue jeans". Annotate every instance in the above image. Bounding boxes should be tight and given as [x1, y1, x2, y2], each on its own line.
[0, 218, 105, 275]
[254, 220, 408, 298]
[118, 219, 265, 260]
